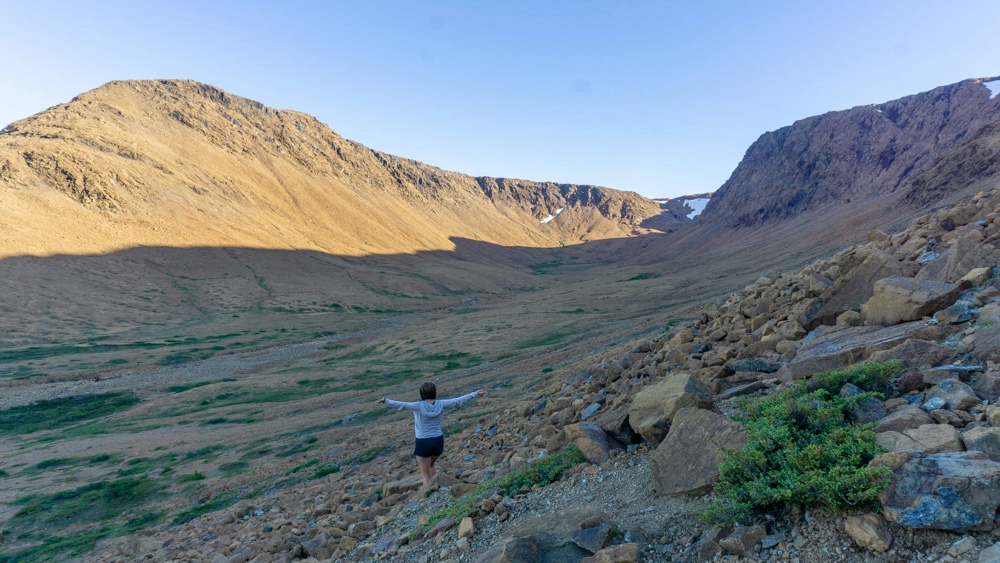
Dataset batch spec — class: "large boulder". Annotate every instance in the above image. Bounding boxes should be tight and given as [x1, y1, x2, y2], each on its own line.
[926, 379, 982, 411]
[649, 408, 748, 496]
[474, 537, 539, 563]
[916, 236, 1000, 284]
[808, 250, 912, 329]
[874, 404, 935, 434]
[474, 510, 610, 563]
[871, 450, 1000, 530]
[875, 424, 964, 453]
[974, 305, 1000, 363]
[961, 427, 1000, 462]
[860, 277, 962, 326]
[776, 321, 957, 382]
[629, 374, 711, 443]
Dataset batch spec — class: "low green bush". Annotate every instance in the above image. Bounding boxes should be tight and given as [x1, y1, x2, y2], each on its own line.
[702, 361, 902, 524]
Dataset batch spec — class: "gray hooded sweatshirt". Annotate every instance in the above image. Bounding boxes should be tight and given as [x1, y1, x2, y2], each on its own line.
[384, 392, 479, 439]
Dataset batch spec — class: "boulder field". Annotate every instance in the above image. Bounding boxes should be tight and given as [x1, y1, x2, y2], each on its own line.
[88, 189, 1000, 561]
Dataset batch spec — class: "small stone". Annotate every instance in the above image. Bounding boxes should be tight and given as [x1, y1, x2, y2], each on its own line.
[844, 514, 892, 552]
[348, 522, 374, 538]
[456, 537, 470, 552]
[581, 542, 639, 563]
[923, 396, 947, 411]
[458, 517, 474, 539]
[718, 525, 766, 557]
[760, 532, 785, 549]
[949, 536, 976, 556]
[981, 542, 1000, 563]
[581, 403, 602, 420]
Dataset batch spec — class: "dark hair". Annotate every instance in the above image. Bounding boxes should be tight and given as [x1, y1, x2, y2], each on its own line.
[419, 381, 437, 400]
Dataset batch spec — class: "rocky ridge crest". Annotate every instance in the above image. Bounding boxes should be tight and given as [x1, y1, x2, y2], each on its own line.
[704, 77, 1000, 228]
[0, 80, 662, 258]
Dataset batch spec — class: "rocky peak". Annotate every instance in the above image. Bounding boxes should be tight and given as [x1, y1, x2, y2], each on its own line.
[703, 76, 1000, 228]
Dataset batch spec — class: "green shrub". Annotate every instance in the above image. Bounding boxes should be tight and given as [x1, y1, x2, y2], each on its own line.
[702, 361, 902, 524]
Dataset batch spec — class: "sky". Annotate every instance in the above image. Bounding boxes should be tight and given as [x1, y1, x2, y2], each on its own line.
[2, 1, 999, 200]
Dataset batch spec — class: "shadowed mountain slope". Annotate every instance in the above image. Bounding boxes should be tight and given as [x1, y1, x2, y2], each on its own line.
[0, 80, 662, 259]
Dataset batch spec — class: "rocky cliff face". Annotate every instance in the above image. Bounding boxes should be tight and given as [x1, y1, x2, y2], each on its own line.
[703, 77, 1000, 228]
[0, 80, 662, 258]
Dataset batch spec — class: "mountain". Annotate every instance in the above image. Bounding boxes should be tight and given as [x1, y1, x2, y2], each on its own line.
[0, 80, 662, 259]
[703, 77, 1000, 228]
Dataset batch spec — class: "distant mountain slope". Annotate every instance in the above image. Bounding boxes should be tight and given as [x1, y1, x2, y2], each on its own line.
[703, 77, 1000, 228]
[0, 80, 662, 258]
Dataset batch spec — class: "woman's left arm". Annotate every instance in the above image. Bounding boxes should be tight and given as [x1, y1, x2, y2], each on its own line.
[438, 390, 485, 408]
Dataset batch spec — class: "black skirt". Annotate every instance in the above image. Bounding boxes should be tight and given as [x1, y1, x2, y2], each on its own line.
[413, 435, 444, 458]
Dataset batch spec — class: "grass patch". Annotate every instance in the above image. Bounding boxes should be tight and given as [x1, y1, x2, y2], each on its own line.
[423, 445, 587, 533]
[0, 391, 140, 436]
[181, 445, 226, 463]
[219, 461, 248, 475]
[163, 378, 236, 393]
[32, 453, 121, 472]
[172, 485, 263, 524]
[313, 464, 341, 479]
[274, 436, 320, 458]
[9, 477, 162, 529]
[701, 361, 903, 524]
[178, 472, 206, 482]
[286, 459, 320, 475]
[626, 272, 661, 281]
[350, 445, 389, 465]
[0, 527, 113, 562]
[520, 333, 570, 348]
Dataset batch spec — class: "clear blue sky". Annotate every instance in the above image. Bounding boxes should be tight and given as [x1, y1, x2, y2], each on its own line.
[2, 1, 998, 199]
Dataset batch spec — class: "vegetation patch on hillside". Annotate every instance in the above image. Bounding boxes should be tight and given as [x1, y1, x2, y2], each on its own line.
[703, 361, 903, 524]
[0, 391, 140, 436]
[1, 477, 164, 561]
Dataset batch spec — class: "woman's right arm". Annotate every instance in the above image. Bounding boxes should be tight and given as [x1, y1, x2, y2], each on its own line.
[380, 398, 420, 411]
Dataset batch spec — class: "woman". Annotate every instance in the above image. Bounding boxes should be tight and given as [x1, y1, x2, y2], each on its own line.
[378, 382, 485, 484]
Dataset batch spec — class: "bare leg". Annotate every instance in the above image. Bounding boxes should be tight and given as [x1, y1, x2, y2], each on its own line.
[428, 455, 439, 480]
[416, 456, 433, 484]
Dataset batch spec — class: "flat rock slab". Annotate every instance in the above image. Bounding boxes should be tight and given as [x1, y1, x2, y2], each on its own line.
[650, 407, 747, 496]
[871, 450, 1000, 530]
[861, 276, 962, 326]
[777, 321, 956, 382]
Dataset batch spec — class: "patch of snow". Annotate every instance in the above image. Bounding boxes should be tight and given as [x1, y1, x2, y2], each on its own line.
[540, 208, 564, 224]
[876, 108, 883, 113]
[683, 198, 710, 220]
[985, 79, 1000, 100]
